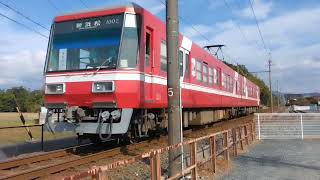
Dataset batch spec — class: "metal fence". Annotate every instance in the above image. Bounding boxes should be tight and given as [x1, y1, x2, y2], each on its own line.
[255, 113, 320, 139]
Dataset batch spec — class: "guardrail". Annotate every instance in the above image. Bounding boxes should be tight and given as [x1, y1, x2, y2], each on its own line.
[63, 122, 255, 180]
[256, 113, 320, 139]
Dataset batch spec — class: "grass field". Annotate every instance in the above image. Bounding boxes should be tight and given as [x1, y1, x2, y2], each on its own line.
[0, 112, 75, 146]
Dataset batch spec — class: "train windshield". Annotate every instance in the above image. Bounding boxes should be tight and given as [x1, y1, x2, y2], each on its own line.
[46, 14, 140, 72]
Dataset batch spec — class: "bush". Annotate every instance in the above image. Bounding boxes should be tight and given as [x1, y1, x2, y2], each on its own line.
[0, 87, 43, 112]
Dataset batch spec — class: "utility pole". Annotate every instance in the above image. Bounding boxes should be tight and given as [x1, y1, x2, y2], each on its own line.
[268, 57, 273, 113]
[166, 0, 182, 177]
[277, 80, 280, 108]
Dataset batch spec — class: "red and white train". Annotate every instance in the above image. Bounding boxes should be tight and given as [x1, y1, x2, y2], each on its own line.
[43, 3, 260, 141]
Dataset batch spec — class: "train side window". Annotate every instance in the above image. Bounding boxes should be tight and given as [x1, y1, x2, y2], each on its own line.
[145, 32, 151, 66]
[222, 73, 227, 89]
[160, 41, 167, 72]
[196, 60, 202, 81]
[185, 53, 190, 78]
[203, 63, 208, 84]
[179, 50, 183, 76]
[216, 68, 221, 86]
[208, 67, 213, 85]
[229, 76, 233, 92]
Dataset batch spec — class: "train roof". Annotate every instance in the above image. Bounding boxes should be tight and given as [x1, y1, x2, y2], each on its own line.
[54, 2, 143, 22]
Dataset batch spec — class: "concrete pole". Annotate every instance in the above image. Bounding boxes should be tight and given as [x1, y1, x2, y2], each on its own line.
[166, 0, 182, 177]
[277, 80, 280, 109]
[268, 58, 273, 113]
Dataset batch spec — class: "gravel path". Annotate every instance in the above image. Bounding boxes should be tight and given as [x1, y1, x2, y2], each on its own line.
[221, 140, 320, 180]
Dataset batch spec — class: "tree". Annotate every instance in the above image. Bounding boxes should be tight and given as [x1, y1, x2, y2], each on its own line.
[0, 87, 43, 112]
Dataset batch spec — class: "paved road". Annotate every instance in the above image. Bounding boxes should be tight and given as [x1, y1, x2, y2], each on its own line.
[221, 140, 320, 180]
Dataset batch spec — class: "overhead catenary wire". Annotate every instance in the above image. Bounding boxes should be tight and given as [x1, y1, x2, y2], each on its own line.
[0, 0, 50, 31]
[247, 0, 269, 53]
[157, 0, 211, 44]
[158, 0, 245, 65]
[79, 0, 89, 9]
[47, 0, 62, 14]
[0, 11, 48, 38]
[222, 0, 251, 44]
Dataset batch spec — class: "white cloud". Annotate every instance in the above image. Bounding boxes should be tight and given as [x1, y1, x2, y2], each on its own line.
[181, 6, 320, 93]
[0, 9, 48, 89]
[238, 0, 273, 20]
[149, 4, 165, 14]
[129, 0, 165, 14]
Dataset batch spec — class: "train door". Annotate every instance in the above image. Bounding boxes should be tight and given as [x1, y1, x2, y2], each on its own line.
[179, 48, 190, 107]
[179, 48, 190, 82]
[144, 27, 154, 102]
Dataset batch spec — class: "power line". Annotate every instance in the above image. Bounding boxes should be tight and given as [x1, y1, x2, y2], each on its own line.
[0, 0, 50, 31]
[157, 0, 211, 43]
[0, 12, 48, 38]
[47, 0, 62, 14]
[222, 0, 251, 44]
[79, 0, 89, 9]
[247, 0, 269, 53]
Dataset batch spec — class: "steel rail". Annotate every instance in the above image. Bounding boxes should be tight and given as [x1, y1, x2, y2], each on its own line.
[0, 141, 149, 180]
[0, 142, 95, 170]
[0, 150, 69, 170]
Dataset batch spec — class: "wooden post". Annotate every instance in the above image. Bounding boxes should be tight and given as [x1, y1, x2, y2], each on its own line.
[239, 127, 244, 150]
[210, 136, 216, 173]
[251, 122, 254, 141]
[190, 142, 197, 180]
[150, 152, 161, 180]
[92, 168, 103, 180]
[223, 131, 229, 161]
[244, 125, 249, 145]
[232, 129, 237, 156]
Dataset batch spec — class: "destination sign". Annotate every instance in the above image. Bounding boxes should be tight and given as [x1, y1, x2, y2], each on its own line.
[54, 14, 124, 34]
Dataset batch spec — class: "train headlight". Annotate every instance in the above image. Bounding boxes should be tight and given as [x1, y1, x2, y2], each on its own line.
[92, 81, 114, 93]
[45, 83, 65, 94]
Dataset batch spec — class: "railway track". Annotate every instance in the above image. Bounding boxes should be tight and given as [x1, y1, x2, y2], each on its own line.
[0, 112, 260, 179]
[0, 143, 146, 180]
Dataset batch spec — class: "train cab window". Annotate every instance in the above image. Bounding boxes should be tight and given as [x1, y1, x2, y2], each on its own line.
[145, 32, 151, 66]
[185, 53, 190, 78]
[196, 60, 202, 81]
[208, 67, 213, 85]
[203, 63, 208, 84]
[119, 14, 140, 68]
[179, 50, 183, 76]
[160, 41, 167, 72]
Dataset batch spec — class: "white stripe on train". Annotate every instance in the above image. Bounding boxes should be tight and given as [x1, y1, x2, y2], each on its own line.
[45, 72, 259, 102]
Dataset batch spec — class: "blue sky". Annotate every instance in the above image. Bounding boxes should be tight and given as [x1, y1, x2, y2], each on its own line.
[0, 0, 319, 93]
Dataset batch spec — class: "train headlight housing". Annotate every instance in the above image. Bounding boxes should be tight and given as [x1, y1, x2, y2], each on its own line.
[92, 81, 114, 93]
[45, 83, 65, 94]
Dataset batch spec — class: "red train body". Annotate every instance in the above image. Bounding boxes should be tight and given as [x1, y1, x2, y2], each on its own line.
[43, 3, 259, 140]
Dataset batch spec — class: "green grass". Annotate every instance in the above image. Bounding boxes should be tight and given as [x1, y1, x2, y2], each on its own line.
[0, 119, 38, 127]
[0, 120, 75, 145]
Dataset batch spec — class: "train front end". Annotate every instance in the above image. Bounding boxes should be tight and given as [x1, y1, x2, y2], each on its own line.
[43, 6, 142, 141]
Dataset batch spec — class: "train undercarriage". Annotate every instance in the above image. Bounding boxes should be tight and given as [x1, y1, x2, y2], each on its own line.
[44, 106, 258, 143]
